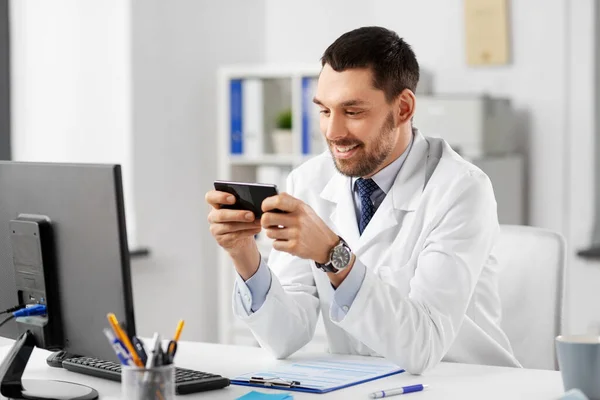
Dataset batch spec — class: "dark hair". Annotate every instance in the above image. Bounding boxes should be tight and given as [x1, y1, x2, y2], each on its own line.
[321, 26, 420, 103]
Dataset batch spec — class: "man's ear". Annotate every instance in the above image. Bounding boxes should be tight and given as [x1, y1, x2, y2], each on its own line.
[397, 88, 416, 124]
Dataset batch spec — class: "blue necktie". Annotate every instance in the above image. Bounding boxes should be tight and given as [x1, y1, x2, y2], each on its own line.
[356, 178, 379, 235]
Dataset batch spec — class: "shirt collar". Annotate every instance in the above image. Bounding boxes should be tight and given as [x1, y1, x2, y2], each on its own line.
[352, 131, 414, 194]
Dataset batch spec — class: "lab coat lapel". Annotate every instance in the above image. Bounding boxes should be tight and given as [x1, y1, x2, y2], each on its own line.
[355, 132, 430, 252]
[320, 174, 361, 249]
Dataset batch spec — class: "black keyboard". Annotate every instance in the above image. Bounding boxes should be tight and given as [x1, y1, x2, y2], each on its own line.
[61, 357, 230, 395]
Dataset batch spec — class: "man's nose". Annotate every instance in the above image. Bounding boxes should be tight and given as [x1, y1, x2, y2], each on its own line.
[324, 113, 348, 142]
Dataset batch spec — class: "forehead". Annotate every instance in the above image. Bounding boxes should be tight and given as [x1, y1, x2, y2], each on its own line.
[315, 64, 385, 106]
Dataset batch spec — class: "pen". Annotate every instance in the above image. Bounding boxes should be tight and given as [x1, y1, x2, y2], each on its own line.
[132, 336, 148, 365]
[156, 344, 165, 367]
[142, 333, 163, 400]
[102, 328, 133, 366]
[107, 313, 144, 367]
[369, 384, 428, 398]
[146, 332, 161, 369]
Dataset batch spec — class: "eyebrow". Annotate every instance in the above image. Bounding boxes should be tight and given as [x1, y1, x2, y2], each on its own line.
[312, 97, 369, 108]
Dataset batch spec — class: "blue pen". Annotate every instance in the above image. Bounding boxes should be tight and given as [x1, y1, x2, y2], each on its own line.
[369, 384, 428, 398]
[103, 328, 133, 366]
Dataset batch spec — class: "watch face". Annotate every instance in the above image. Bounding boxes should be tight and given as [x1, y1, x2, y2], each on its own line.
[331, 245, 351, 270]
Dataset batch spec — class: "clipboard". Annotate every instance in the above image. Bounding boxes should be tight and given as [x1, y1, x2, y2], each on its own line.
[231, 358, 404, 394]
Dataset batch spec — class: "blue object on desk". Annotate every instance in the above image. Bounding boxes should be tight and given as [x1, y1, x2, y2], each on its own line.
[236, 390, 293, 400]
[369, 384, 428, 398]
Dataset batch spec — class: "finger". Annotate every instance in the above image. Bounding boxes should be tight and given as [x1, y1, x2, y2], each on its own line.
[262, 193, 298, 213]
[205, 190, 236, 208]
[216, 226, 262, 238]
[264, 226, 294, 240]
[212, 222, 262, 236]
[261, 212, 296, 228]
[216, 226, 262, 240]
[272, 239, 296, 254]
[208, 209, 255, 223]
[216, 228, 262, 247]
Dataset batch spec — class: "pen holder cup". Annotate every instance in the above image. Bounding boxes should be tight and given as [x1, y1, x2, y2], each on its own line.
[122, 364, 175, 400]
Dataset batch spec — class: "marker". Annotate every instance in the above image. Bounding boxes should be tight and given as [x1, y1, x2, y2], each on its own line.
[132, 336, 148, 365]
[369, 384, 428, 398]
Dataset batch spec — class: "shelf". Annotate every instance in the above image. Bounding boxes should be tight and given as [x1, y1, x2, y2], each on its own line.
[228, 154, 319, 167]
[218, 63, 327, 346]
[229, 154, 300, 166]
[219, 64, 321, 80]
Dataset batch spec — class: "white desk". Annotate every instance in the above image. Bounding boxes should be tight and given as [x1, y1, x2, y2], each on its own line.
[0, 340, 565, 399]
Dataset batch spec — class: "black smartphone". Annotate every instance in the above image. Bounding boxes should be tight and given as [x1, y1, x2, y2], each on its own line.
[213, 180, 280, 218]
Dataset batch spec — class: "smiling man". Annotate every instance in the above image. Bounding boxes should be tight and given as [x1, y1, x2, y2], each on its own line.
[206, 26, 520, 374]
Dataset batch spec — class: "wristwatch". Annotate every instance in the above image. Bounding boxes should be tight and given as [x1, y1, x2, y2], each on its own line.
[315, 237, 353, 274]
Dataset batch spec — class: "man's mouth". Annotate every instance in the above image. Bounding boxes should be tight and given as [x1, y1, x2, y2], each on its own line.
[331, 143, 361, 159]
[335, 144, 359, 153]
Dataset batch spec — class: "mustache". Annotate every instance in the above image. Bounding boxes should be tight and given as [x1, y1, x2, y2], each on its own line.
[328, 139, 364, 147]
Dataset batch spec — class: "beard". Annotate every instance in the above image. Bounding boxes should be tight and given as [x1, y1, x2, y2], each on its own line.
[328, 111, 396, 177]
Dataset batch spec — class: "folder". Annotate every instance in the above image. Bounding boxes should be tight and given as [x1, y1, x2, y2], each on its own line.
[230, 79, 243, 154]
[301, 76, 325, 156]
[231, 358, 404, 394]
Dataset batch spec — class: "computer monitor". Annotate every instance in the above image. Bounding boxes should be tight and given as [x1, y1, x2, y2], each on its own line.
[0, 161, 136, 399]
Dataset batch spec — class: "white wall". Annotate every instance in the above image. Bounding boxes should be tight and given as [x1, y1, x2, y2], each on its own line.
[9, 0, 137, 246]
[130, 0, 266, 342]
[565, 0, 600, 334]
[9, 0, 267, 343]
[264, 0, 600, 333]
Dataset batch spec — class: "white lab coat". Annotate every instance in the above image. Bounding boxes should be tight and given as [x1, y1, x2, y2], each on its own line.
[233, 130, 521, 374]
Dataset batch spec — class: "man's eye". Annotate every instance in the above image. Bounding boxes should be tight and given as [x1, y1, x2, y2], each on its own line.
[346, 111, 362, 116]
[320, 110, 330, 115]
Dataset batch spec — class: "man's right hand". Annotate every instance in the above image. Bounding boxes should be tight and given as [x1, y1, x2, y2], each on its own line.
[206, 190, 262, 280]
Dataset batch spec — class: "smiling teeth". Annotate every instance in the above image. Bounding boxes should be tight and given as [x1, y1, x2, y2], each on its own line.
[336, 145, 358, 153]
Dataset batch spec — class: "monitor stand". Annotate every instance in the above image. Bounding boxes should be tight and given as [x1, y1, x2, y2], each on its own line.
[0, 331, 99, 400]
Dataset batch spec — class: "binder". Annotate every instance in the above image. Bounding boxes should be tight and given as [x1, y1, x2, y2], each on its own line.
[230, 79, 243, 154]
[231, 358, 404, 394]
[301, 77, 324, 156]
[230, 78, 265, 156]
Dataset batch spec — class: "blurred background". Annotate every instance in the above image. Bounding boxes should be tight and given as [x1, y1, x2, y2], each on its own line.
[1, 0, 599, 349]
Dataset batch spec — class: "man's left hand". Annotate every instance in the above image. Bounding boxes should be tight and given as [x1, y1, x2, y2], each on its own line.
[261, 193, 339, 264]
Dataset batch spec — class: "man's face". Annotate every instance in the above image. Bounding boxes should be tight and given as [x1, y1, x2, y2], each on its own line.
[314, 64, 399, 178]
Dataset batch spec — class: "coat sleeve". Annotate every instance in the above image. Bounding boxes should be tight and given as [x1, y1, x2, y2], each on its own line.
[330, 171, 500, 374]
[232, 171, 320, 358]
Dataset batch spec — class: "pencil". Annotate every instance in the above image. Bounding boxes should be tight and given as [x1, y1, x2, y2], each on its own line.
[107, 313, 144, 367]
